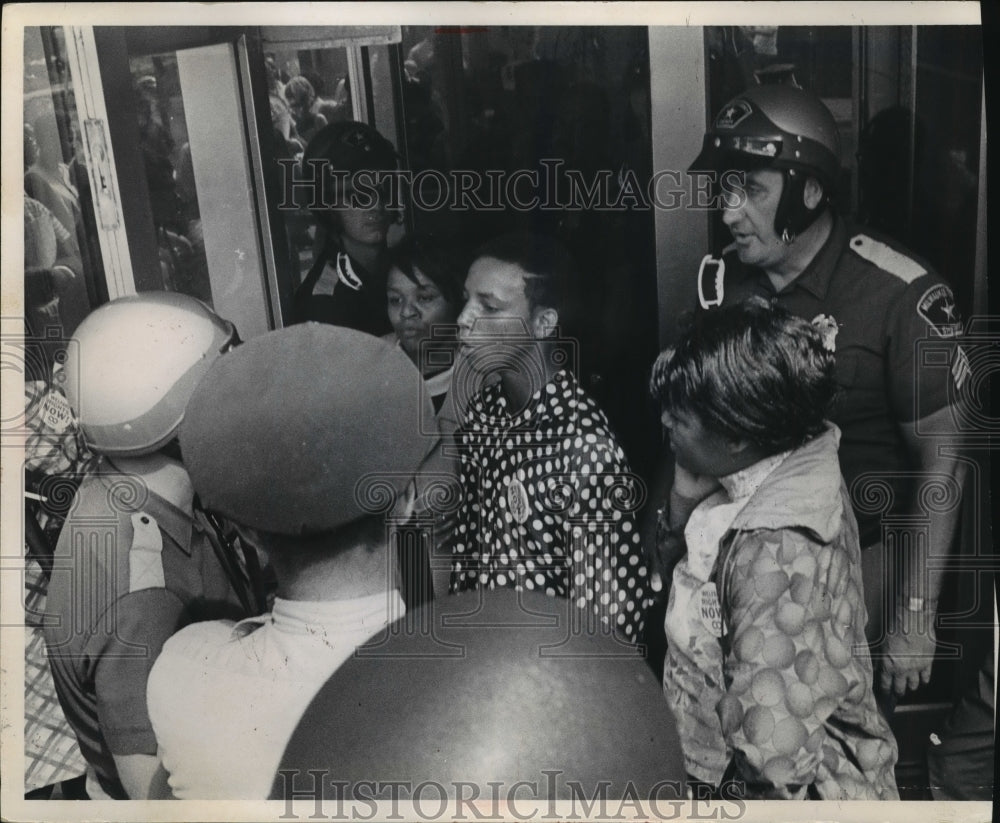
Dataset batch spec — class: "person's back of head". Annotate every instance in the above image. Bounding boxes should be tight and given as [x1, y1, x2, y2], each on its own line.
[179, 324, 435, 563]
[284, 75, 316, 108]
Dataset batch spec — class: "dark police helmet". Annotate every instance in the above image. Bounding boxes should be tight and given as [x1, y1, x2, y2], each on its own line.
[302, 120, 398, 179]
[691, 84, 841, 192]
[272, 589, 686, 801]
[691, 85, 842, 241]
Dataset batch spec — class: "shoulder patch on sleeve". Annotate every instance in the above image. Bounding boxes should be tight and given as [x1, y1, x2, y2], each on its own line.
[849, 234, 926, 283]
[128, 511, 165, 592]
[917, 283, 963, 338]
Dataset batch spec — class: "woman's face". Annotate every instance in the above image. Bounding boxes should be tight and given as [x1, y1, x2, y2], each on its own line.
[661, 406, 744, 479]
[335, 201, 391, 247]
[387, 266, 456, 362]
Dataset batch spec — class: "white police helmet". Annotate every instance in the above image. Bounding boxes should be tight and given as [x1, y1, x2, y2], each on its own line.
[62, 292, 237, 457]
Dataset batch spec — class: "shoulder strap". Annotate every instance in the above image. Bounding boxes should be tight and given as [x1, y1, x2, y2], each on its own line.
[849, 233, 926, 283]
[128, 511, 165, 593]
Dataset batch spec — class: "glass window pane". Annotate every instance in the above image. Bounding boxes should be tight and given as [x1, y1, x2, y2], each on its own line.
[129, 51, 213, 302]
[24, 26, 107, 374]
[261, 43, 356, 288]
[126, 41, 271, 339]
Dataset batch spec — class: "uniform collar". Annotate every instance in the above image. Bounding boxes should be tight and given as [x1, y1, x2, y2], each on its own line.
[741, 215, 847, 301]
[231, 589, 405, 639]
[99, 456, 195, 555]
[778, 214, 848, 300]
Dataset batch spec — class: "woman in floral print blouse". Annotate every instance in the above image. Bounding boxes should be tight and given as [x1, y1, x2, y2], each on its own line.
[651, 298, 899, 800]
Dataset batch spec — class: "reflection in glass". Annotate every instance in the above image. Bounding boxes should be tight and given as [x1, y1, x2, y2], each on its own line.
[129, 54, 212, 303]
[23, 26, 106, 375]
[261, 44, 354, 286]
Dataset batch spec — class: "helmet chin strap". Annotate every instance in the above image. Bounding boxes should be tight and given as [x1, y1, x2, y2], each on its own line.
[773, 168, 826, 244]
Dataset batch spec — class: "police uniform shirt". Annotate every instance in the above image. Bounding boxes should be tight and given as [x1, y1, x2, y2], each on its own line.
[43, 461, 247, 798]
[448, 369, 650, 641]
[293, 243, 392, 336]
[714, 216, 965, 545]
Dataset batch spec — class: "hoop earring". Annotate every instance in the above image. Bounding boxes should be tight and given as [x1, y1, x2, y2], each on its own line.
[781, 228, 796, 245]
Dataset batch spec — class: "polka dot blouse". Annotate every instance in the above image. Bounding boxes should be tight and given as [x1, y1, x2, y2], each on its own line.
[447, 369, 650, 642]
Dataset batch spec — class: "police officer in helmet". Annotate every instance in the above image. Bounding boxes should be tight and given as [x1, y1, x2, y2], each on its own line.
[292, 120, 399, 335]
[43, 292, 261, 799]
[678, 83, 968, 708]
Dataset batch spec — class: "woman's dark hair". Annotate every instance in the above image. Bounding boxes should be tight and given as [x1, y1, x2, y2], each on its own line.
[387, 234, 468, 310]
[650, 298, 837, 453]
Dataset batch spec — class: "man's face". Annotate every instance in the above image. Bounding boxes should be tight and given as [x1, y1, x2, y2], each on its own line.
[722, 168, 789, 270]
[457, 257, 547, 374]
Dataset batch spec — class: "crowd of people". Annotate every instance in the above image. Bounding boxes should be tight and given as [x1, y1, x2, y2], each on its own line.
[23, 78, 992, 806]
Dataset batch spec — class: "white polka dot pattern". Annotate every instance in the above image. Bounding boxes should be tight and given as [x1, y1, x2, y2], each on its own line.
[447, 371, 649, 641]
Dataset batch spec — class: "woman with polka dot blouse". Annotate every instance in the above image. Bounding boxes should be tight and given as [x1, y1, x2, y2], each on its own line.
[445, 232, 650, 643]
[651, 298, 899, 800]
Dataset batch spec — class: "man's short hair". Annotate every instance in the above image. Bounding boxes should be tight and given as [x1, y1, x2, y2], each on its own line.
[473, 232, 576, 318]
[246, 512, 386, 560]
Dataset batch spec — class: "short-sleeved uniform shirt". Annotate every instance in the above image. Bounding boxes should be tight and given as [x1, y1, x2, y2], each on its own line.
[712, 216, 965, 545]
[43, 459, 247, 798]
[447, 369, 650, 642]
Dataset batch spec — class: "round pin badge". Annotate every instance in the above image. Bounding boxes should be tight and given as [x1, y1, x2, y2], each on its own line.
[507, 477, 530, 525]
[699, 581, 724, 638]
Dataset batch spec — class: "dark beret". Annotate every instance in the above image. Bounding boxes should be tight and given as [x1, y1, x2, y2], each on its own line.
[180, 323, 434, 535]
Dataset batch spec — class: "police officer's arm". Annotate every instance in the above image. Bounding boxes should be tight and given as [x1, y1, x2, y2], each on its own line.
[112, 753, 164, 799]
[883, 280, 968, 696]
[93, 587, 188, 796]
[146, 758, 175, 799]
[887, 406, 967, 695]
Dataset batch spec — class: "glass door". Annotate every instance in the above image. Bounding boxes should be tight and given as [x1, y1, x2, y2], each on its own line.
[254, 25, 403, 325]
[23, 26, 113, 372]
[93, 27, 274, 338]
